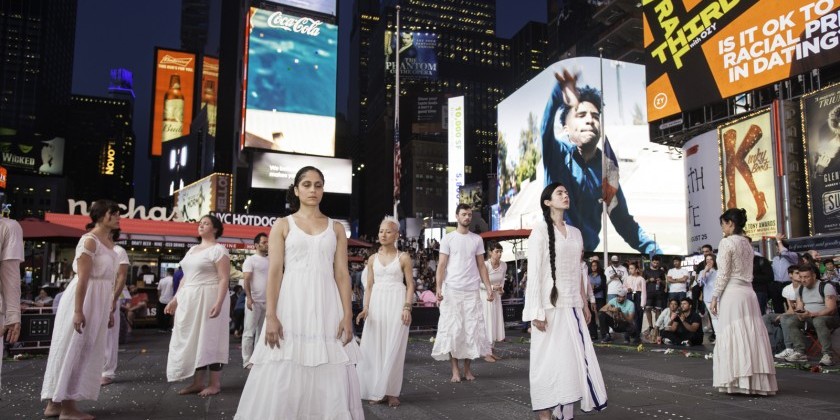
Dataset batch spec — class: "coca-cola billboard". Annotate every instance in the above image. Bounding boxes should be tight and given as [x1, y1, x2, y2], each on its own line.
[242, 7, 338, 157]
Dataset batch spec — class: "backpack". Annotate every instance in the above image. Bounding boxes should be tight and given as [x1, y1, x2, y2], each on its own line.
[798, 281, 831, 300]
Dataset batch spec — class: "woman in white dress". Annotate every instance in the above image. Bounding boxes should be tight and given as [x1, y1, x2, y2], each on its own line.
[165, 214, 231, 396]
[356, 215, 414, 407]
[697, 254, 719, 338]
[101, 229, 130, 385]
[42, 199, 121, 420]
[710, 208, 777, 395]
[524, 183, 607, 420]
[483, 241, 506, 360]
[235, 166, 363, 419]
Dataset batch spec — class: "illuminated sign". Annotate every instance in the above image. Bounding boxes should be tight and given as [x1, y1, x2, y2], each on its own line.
[644, 0, 840, 121]
[448, 96, 465, 223]
[242, 7, 338, 156]
[0, 137, 65, 175]
[100, 142, 116, 175]
[173, 173, 233, 222]
[385, 31, 438, 81]
[201, 56, 219, 138]
[150, 48, 196, 156]
[250, 151, 352, 194]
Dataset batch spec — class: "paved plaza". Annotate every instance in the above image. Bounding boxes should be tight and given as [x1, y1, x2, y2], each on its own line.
[2, 329, 839, 419]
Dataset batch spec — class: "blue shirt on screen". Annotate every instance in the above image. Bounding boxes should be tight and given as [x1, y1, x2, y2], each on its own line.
[541, 83, 661, 255]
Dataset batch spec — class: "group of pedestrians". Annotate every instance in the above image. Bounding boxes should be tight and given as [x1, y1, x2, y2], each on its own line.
[13, 163, 792, 419]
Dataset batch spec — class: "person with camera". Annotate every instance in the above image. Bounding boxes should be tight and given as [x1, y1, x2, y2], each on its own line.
[605, 255, 627, 302]
[598, 288, 638, 344]
[661, 298, 703, 346]
[780, 264, 839, 366]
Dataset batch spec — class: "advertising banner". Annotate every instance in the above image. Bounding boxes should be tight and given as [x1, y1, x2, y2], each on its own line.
[719, 109, 778, 238]
[173, 173, 233, 222]
[801, 83, 840, 235]
[0, 137, 65, 175]
[201, 56, 219, 138]
[99, 141, 117, 176]
[243, 8, 338, 157]
[150, 48, 195, 156]
[498, 57, 686, 255]
[266, 0, 336, 16]
[385, 31, 438, 81]
[448, 96, 465, 223]
[460, 182, 483, 212]
[250, 151, 352, 194]
[644, 0, 840, 121]
[683, 131, 723, 253]
[0, 166, 6, 189]
[412, 95, 445, 134]
[777, 99, 809, 238]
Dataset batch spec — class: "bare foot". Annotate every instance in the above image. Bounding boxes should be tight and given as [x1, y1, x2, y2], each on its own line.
[465, 372, 476, 381]
[450, 374, 462, 383]
[491, 354, 502, 361]
[387, 396, 401, 407]
[100, 377, 113, 386]
[177, 383, 205, 395]
[198, 385, 221, 397]
[44, 402, 62, 418]
[483, 355, 496, 363]
[244, 363, 253, 370]
[58, 408, 95, 420]
[368, 397, 387, 405]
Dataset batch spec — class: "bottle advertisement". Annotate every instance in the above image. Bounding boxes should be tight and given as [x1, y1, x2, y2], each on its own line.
[150, 48, 196, 156]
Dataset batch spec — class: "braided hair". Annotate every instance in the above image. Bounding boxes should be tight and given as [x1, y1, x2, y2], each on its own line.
[540, 182, 563, 306]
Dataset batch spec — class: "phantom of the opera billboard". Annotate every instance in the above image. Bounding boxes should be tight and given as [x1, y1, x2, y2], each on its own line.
[497, 57, 687, 255]
[718, 109, 779, 238]
[242, 7, 338, 157]
[644, 0, 840, 121]
[801, 83, 840, 235]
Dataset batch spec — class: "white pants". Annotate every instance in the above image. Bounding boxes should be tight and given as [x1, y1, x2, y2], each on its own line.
[102, 303, 120, 378]
[241, 301, 266, 367]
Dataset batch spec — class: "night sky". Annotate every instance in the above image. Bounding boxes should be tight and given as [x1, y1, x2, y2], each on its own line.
[71, 0, 546, 206]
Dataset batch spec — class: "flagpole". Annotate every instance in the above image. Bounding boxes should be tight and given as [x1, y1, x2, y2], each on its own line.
[393, 5, 401, 219]
[600, 48, 608, 264]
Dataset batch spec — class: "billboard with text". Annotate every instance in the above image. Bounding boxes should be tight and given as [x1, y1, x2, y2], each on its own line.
[243, 7, 338, 156]
[201, 56, 219, 138]
[683, 131, 723, 252]
[0, 137, 65, 175]
[250, 151, 351, 194]
[385, 31, 438, 81]
[150, 48, 195, 156]
[448, 96, 465, 223]
[802, 83, 840, 235]
[644, 0, 840, 121]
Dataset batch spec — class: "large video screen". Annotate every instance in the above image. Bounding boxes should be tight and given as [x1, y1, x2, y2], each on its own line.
[0, 137, 65, 175]
[251, 151, 351, 194]
[802, 83, 840, 235]
[243, 7, 338, 157]
[644, 0, 840, 121]
[266, 0, 336, 16]
[150, 48, 196, 156]
[497, 57, 686, 255]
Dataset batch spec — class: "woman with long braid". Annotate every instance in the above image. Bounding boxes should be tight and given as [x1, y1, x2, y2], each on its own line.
[523, 183, 607, 420]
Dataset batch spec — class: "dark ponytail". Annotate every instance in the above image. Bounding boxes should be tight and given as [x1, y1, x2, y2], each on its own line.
[286, 166, 325, 212]
[539, 182, 563, 306]
[719, 207, 748, 235]
[86, 199, 120, 230]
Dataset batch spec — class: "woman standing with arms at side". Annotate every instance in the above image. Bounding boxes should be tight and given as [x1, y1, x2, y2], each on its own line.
[524, 183, 607, 420]
[165, 214, 231, 396]
[482, 241, 506, 360]
[356, 216, 414, 407]
[42, 200, 120, 420]
[710, 208, 777, 395]
[235, 166, 363, 419]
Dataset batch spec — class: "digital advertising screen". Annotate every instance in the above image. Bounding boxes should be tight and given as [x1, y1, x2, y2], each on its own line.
[201, 56, 219, 138]
[683, 130, 723, 253]
[497, 57, 687, 255]
[448, 96, 465, 223]
[718, 109, 779, 238]
[173, 173, 233, 222]
[802, 83, 840, 235]
[266, 0, 336, 16]
[0, 137, 65, 175]
[243, 7, 338, 157]
[644, 0, 840, 121]
[250, 151, 352, 194]
[150, 48, 196, 156]
[385, 31, 438, 81]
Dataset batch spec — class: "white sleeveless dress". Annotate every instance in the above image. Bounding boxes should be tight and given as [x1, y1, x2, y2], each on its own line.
[483, 260, 506, 342]
[235, 216, 363, 419]
[167, 243, 231, 381]
[357, 252, 410, 400]
[102, 245, 130, 379]
[41, 233, 117, 402]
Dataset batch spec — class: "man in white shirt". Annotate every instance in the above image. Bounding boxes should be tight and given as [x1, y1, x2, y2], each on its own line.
[666, 256, 689, 302]
[431, 204, 495, 382]
[605, 255, 628, 301]
[0, 218, 23, 389]
[157, 268, 175, 330]
[242, 232, 269, 368]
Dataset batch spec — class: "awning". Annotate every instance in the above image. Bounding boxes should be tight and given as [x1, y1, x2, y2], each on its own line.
[479, 229, 531, 241]
[20, 218, 88, 242]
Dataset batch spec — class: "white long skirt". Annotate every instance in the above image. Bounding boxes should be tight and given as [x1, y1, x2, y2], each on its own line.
[530, 307, 607, 414]
[357, 283, 409, 400]
[712, 280, 777, 395]
[431, 287, 491, 361]
[102, 303, 120, 379]
[483, 292, 505, 343]
[41, 277, 112, 402]
[167, 283, 230, 381]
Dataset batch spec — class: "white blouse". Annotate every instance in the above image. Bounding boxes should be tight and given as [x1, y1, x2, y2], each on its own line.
[522, 219, 586, 322]
[713, 235, 753, 300]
